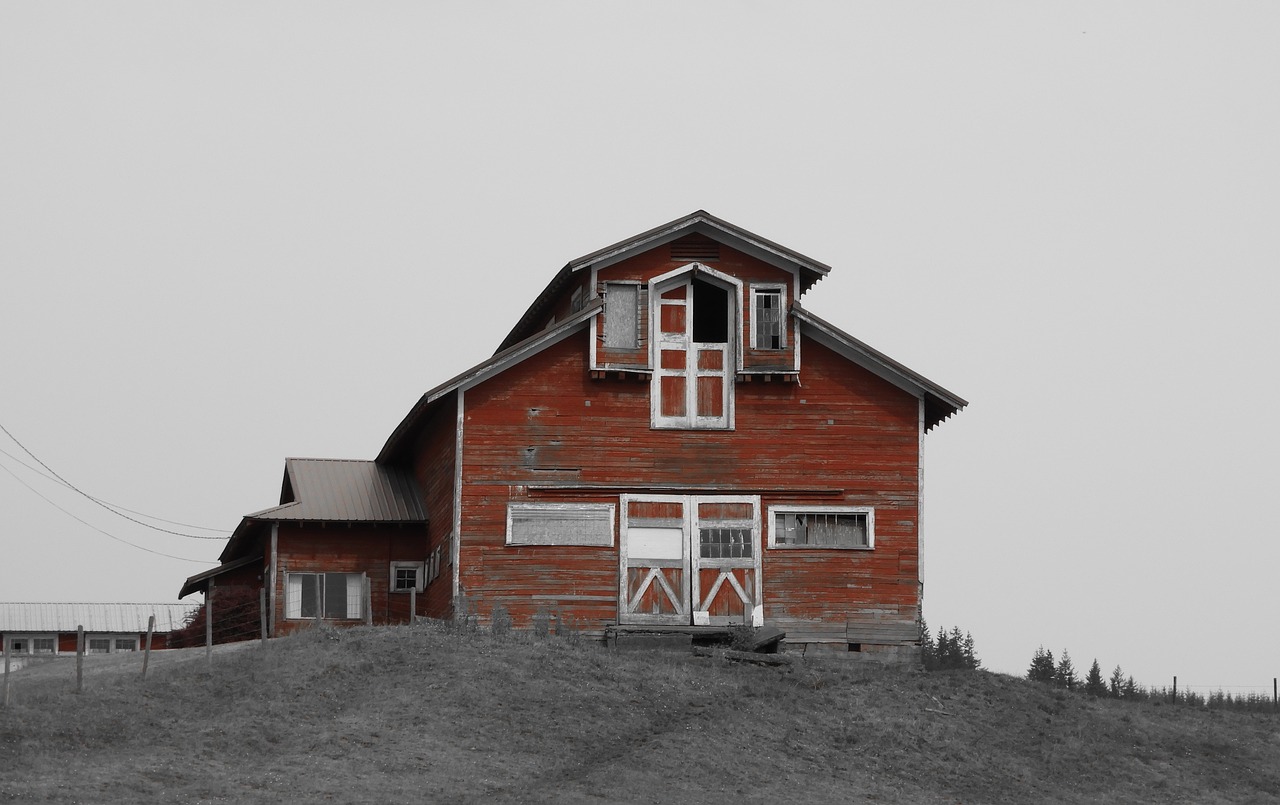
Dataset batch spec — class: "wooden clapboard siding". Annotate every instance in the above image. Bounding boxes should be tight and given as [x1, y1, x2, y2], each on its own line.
[272, 524, 428, 635]
[457, 323, 922, 639]
[410, 403, 458, 619]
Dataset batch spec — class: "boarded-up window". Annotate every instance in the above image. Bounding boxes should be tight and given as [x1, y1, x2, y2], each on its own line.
[604, 283, 639, 349]
[768, 506, 874, 549]
[507, 503, 615, 546]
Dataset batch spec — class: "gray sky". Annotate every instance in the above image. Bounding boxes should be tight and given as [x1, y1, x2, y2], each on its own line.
[3, 2, 1277, 692]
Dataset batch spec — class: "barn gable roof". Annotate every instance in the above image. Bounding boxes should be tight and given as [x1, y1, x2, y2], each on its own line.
[792, 303, 967, 430]
[377, 298, 602, 464]
[249, 458, 426, 523]
[499, 210, 830, 351]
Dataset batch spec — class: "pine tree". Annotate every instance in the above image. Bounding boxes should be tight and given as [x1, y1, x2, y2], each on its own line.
[1054, 650, 1078, 690]
[920, 619, 936, 670]
[947, 627, 966, 670]
[1123, 675, 1140, 700]
[1028, 646, 1056, 683]
[1084, 659, 1107, 697]
[1109, 665, 1125, 698]
[961, 631, 980, 670]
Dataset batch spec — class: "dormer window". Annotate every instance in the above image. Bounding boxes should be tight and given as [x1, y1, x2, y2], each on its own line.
[650, 265, 741, 430]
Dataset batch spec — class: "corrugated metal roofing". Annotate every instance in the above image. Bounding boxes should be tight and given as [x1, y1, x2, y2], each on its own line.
[248, 458, 426, 522]
[0, 602, 199, 633]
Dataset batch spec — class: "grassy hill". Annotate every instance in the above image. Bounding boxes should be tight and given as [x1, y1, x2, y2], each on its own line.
[3, 623, 1278, 804]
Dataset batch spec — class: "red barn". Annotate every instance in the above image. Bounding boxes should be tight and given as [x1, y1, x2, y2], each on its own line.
[181, 212, 966, 658]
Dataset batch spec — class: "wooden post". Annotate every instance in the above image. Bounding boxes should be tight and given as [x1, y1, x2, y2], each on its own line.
[142, 615, 155, 680]
[76, 626, 84, 694]
[363, 576, 372, 626]
[206, 580, 214, 672]
[3, 638, 10, 708]
[410, 587, 417, 626]
[260, 587, 269, 646]
[313, 577, 322, 628]
[1273, 678, 1276, 710]
[1172, 675, 1177, 703]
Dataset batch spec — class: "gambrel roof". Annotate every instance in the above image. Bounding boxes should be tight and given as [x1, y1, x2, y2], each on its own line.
[499, 210, 831, 351]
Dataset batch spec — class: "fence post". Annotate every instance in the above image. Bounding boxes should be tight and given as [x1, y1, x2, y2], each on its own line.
[1273, 678, 1277, 710]
[142, 615, 155, 680]
[206, 580, 214, 672]
[363, 576, 372, 627]
[3, 637, 10, 708]
[410, 587, 417, 626]
[76, 626, 84, 694]
[260, 587, 268, 647]
[1172, 676, 1177, 704]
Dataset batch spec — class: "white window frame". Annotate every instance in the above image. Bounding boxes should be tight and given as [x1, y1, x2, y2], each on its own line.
[750, 284, 788, 350]
[112, 636, 139, 652]
[285, 572, 366, 620]
[506, 503, 616, 547]
[767, 505, 875, 550]
[603, 281, 641, 350]
[389, 561, 426, 593]
[4, 634, 58, 655]
[86, 636, 113, 654]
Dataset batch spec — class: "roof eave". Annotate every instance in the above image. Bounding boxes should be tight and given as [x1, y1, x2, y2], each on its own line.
[792, 302, 968, 430]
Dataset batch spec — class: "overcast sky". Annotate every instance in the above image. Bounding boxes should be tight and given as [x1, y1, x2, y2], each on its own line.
[2, 2, 1277, 692]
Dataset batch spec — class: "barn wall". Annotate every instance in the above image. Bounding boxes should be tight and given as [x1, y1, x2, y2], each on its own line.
[271, 524, 430, 635]
[457, 328, 921, 640]
[409, 401, 459, 619]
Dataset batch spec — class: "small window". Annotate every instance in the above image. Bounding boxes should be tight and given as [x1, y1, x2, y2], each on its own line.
[87, 638, 112, 654]
[114, 638, 138, 652]
[8, 638, 28, 654]
[285, 572, 364, 619]
[604, 283, 639, 349]
[32, 637, 55, 654]
[390, 561, 425, 593]
[768, 506, 874, 550]
[507, 503, 615, 546]
[752, 286, 786, 350]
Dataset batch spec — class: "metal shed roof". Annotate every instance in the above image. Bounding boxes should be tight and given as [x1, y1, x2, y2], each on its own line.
[0, 602, 198, 633]
[248, 458, 427, 523]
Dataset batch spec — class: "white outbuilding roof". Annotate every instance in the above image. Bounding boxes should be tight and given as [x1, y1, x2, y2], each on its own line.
[0, 602, 198, 633]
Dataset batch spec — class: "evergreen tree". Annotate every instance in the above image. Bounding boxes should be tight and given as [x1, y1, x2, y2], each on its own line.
[1054, 650, 1078, 690]
[947, 627, 966, 670]
[1123, 675, 1140, 700]
[1028, 646, 1056, 683]
[961, 631, 980, 670]
[920, 619, 936, 670]
[1084, 659, 1107, 697]
[1109, 665, 1125, 698]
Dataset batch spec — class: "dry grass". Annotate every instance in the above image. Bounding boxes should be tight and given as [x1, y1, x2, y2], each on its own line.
[3, 624, 1279, 804]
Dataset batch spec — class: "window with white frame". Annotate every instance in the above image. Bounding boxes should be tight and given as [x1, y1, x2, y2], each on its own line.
[87, 637, 112, 654]
[390, 561, 425, 593]
[768, 506, 874, 549]
[5, 635, 57, 655]
[507, 503, 615, 546]
[285, 572, 364, 619]
[114, 637, 138, 652]
[751, 285, 786, 350]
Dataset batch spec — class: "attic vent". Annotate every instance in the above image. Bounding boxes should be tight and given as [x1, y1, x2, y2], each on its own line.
[670, 235, 720, 262]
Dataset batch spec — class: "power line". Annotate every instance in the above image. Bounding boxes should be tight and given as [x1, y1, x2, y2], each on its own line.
[0, 421, 229, 540]
[0, 446, 228, 532]
[0, 461, 207, 564]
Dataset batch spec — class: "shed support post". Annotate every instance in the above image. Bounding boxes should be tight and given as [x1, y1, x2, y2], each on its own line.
[364, 576, 372, 626]
[410, 588, 417, 626]
[260, 587, 268, 647]
[206, 580, 214, 672]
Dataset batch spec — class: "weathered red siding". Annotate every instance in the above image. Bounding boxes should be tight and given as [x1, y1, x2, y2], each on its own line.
[409, 402, 459, 619]
[272, 524, 429, 635]
[457, 327, 920, 641]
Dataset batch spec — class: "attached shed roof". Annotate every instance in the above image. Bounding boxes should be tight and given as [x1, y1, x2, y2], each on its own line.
[177, 555, 261, 599]
[249, 458, 427, 523]
[499, 210, 831, 351]
[0, 602, 198, 633]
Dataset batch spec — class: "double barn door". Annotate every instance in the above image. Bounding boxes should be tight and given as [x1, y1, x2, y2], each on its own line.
[619, 494, 762, 627]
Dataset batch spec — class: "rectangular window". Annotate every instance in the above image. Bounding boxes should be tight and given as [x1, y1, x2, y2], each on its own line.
[285, 572, 364, 619]
[6, 636, 57, 655]
[32, 637, 55, 654]
[8, 638, 28, 654]
[752, 286, 786, 350]
[390, 561, 425, 593]
[88, 638, 112, 654]
[507, 503, 615, 546]
[604, 283, 640, 349]
[114, 638, 138, 652]
[768, 506, 874, 549]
